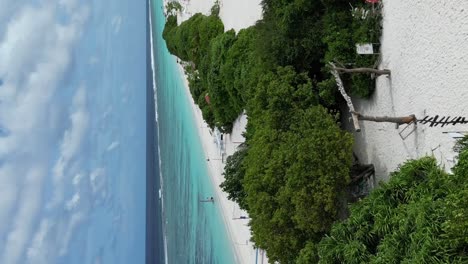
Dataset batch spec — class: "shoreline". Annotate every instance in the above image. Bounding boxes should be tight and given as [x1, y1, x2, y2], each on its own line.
[177, 63, 257, 263]
[166, 0, 265, 262]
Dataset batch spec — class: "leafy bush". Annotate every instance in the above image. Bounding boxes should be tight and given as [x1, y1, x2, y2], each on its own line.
[220, 145, 249, 210]
[317, 155, 468, 263]
[165, 1, 182, 16]
[163, 13, 224, 67]
[211, 0, 220, 16]
[162, 3, 391, 263]
[201, 30, 242, 131]
[319, 1, 382, 104]
[256, 0, 325, 75]
[243, 84, 354, 263]
[454, 134, 468, 154]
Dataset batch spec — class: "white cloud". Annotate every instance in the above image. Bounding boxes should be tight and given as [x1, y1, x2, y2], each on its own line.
[59, 0, 78, 13]
[2, 166, 46, 264]
[0, 0, 29, 43]
[57, 88, 89, 167]
[26, 219, 51, 264]
[72, 173, 84, 186]
[88, 56, 100, 65]
[106, 141, 120, 151]
[102, 106, 113, 119]
[0, 5, 54, 86]
[0, 165, 19, 235]
[0, 0, 89, 262]
[111, 15, 122, 34]
[49, 86, 89, 209]
[65, 193, 80, 211]
[90, 168, 106, 195]
[59, 212, 85, 256]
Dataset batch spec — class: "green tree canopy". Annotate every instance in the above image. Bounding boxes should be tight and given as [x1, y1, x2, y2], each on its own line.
[257, 0, 325, 74]
[244, 103, 353, 263]
[163, 13, 224, 67]
[220, 145, 249, 211]
[200, 29, 241, 130]
[220, 27, 263, 105]
[165, 2, 182, 16]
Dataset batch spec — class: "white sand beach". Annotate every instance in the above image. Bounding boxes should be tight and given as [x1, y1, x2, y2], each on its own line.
[344, 0, 468, 183]
[219, 0, 263, 32]
[175, 0, 263, 32]
[168, 0, 265, 263]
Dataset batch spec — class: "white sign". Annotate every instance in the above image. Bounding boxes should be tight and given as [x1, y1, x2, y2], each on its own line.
[356, 43, 374, 55]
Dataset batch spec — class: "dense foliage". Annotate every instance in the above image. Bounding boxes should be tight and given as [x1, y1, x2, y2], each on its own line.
[163, 1, 382, 131]
[315, 155, 468, 263]
[220, 145, 249, 210]
[163, 1, 388, 263]
[244, 104, 353, 263]
[163, 13, 224, 67]
[165, 2, 182, 16]
[318, 1, 383, 104]
[256, 0, 325, 75]
[454, 134, 468, 154]
[163, 14, 262, 131]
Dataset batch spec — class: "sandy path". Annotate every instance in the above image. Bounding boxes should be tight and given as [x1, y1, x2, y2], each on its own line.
[343, 0, 468, 183]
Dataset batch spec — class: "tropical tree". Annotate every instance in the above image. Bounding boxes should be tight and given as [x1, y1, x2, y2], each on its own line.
[244, 88, 354, 263]
[220, 145, 249, 210]
[165, 2, 182, 16]
[163, 13, 224, 67]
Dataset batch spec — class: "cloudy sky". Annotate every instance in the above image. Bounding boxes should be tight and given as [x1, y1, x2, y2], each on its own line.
[0, 0, 146, 263]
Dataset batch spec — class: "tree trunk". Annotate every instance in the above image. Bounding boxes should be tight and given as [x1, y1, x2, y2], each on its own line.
[334, 67, 391, 76]
[329, 63, 361, 132]
[352, 111, 416, 124]
[350, 164, 374, 184]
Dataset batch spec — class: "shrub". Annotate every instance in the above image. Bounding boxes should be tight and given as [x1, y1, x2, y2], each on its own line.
[318, 155, 468, 263]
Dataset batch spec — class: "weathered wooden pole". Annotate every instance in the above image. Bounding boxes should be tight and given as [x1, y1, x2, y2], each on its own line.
[352, 111, 416, 124]
[329, 62, 361, 132]
[334, 67, 391, 76]
[330, 62, 415, 130]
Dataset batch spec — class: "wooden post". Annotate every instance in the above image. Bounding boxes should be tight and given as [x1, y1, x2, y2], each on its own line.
[334, 67, 391, 76]
[352, 111, 416, 124]
[329, 63, 361, 132]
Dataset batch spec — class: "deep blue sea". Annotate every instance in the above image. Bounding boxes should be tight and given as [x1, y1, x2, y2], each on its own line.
[149, 0, 237, 263]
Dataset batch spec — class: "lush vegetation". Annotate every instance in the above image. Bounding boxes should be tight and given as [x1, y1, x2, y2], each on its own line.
[318, 1, 383, 104]
[314, 154, 468, 263]
[244, 103, 353, 263]
[165, 1, 182, 17]
[163, 13, 263, 131]
[159, 1, 468, 264]
[220, 144, 248, 210]
[454, 134, 468, 155]
[163, 0, 382, 131]
[163, 13, 224, 67]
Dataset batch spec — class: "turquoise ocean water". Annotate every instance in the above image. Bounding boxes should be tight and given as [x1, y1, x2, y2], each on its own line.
[150, 0, 237, 263]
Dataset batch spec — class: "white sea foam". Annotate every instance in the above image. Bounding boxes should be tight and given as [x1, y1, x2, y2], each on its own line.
[149, 1, 168, 263]
[149, 0, 159, 124]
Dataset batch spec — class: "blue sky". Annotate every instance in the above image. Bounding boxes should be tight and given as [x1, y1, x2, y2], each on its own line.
[0, 0, 146, 263]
